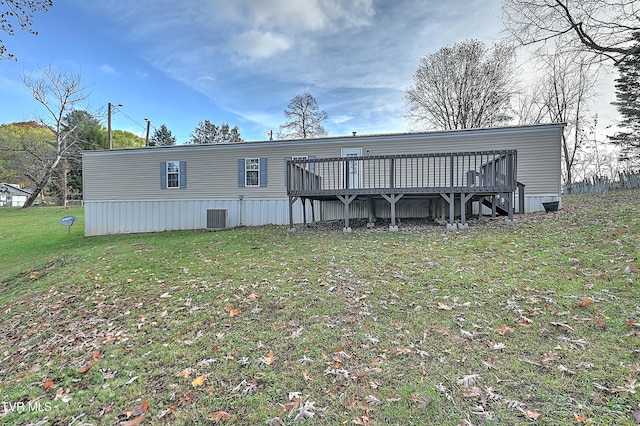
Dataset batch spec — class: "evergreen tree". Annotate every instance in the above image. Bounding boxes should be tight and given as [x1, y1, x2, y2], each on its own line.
[57, 110, 106, 200]
[610, 33, 640, 163]
[150, 124, 176, 146]
[189, 120, 242, 144]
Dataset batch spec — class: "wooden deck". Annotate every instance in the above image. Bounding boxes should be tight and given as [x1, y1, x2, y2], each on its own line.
[286, 150, 520, 230]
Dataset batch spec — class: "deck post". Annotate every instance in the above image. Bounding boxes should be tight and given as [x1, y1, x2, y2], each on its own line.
[460, 192, 473, 229]
[302, 198, 307, 226]
[517, 182, 525, 214]
[337, 194, 357, 232]
[288, 196, 298, 231]
[381, 193, 404, 231]
[440, 192, 456, 229]
[367, 196, 375, 228]
[501, 192, 516, 224]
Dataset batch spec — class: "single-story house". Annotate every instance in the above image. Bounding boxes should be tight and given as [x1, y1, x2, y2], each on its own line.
[0, 183, 32, 207]
[82, 123, 564, 236]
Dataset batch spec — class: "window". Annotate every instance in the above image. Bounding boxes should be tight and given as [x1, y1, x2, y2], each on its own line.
[167, 161, 180, 188]
[245, 158, 259, 187]
[160, 161, 187, 189]
[238, 158, 267, 187]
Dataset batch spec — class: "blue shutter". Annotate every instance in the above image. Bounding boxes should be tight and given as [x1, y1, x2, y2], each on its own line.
[160, 162, 167, 189]
[238, 159, 245, 187]
[284, 156, 292, 187]
[260, 158, 268, 187]
[179, 161, 187, 188]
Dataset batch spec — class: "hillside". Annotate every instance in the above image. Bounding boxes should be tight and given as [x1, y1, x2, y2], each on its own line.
[0, 190, 638, 424]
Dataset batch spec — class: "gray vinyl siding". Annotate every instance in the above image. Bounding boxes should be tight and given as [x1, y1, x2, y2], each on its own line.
[84, 124, 561, 200]
[82, 124, 563, 235]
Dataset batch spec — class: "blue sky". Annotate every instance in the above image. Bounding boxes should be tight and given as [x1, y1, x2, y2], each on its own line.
[0, 0, 619, 143]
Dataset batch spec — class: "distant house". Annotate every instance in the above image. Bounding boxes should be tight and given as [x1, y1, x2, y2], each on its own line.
[82, 123, 564, 236]
[0, 183, 32, 207]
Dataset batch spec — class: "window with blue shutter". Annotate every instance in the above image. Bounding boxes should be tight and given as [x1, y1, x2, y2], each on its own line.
[238, 159, 245, 187]
[179, 161, 187, 188]
[260, 158, 267, 187]
[160, 162, 167, 189]
[239, 158, 267, 187]
[160, 161, 186, 189]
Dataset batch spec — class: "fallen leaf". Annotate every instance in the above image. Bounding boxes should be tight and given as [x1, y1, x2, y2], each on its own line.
[179, 390, 198, 407]
[632, 405, 640, 423]
[176, 368, 191, 378]
[156, 405, 175, 419]
[438, 301, 453, 310]
[78, 363, 93, 374]
[526, 410, 541, 420]
[612, 228, 628, 236]
[417, 396, 432, 409]
[365, 394, 383, 406]
[593, 317, 607, 330]
[458, 374, 481, 387]
[100, 402, 115, 416]
[458, 387, 482, 398]
[43, 380, 54, 389]
[495, 324, 515, 336]
[55, 388, 72, 403]
[293, 400, 315, 422]
[127, 401, 149, 417]
[209, 411, 232, 423]
[192, 375, 207, 387]
[229, 309, 239, 317]
[352, 414, 371, 425]
[93, 352, 101, 362]
[578, 297, 594, 307]
[550, 322, 575, 332]
[574, 413, 586, 423]
[261, 350, 275, 365]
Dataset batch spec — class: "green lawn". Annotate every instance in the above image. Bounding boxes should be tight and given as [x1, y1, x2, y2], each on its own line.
[0, 192, 638, 425]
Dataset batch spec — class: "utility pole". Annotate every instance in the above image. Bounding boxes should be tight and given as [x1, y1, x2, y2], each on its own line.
[144, 118, 151, 146]
[107, 102, 123, 150]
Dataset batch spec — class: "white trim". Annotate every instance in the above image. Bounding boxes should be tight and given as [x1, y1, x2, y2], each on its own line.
[244, 158, 260, 187]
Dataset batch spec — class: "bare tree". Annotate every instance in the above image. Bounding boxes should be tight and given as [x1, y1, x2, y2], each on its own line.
[278, 92, 328, 139]
[513, 87, 547, 125]
[502, 0, 639, 63]
[20, 64, 91, 207]
[405, 40, 517, 130]
[541, 53, 598, 184]
[1, 0, 52, 60]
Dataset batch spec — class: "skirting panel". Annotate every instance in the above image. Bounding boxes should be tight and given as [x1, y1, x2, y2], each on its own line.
[84, 199, 317, 236]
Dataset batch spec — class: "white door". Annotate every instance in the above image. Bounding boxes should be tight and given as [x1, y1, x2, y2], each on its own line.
[341, 148, 362, 189]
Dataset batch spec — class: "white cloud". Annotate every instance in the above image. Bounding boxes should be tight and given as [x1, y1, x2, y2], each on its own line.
[99, 64, 118, 75]
[333, 114, 353, 124]
[232, 31, 292, 59]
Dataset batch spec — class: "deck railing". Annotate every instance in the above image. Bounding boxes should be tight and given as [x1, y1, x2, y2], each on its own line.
[287, 150, 517, 197]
